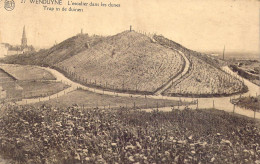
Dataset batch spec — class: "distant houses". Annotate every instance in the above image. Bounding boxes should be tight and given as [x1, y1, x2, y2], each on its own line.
[0, 26, 35, 58]
[0, 43, 8, 57]
[210, 53, 219, 57]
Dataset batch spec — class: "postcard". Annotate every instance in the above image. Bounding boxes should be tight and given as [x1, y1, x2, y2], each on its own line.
[0, 0, 259, 163]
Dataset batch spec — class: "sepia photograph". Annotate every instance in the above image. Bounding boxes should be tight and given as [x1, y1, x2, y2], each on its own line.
[0, 0, 259, 163]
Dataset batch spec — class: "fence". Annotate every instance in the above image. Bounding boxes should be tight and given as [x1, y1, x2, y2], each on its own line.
[1, 77, 258, 120]
[230, 94, 259, 119]
[1, 81, 199, 111]
[73, 98, 198, 111]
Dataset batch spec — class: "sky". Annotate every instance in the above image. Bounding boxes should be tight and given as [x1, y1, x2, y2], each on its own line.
[0, 0, 259, 55]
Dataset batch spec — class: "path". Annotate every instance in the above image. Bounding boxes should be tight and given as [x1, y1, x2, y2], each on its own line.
[43, 66, 260, 119]
[16, 86, 76, 105]
[154, 48, 190, 95]
[153, 66, 259, 119]
[1, 63, 259, 119]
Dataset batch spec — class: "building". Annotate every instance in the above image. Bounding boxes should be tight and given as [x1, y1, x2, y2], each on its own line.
[0, 31, 8, 58]
[0, 44, 8, 58]
[0, 26, 35, 58]
[19, 26, 34, 53]
[0, 69, 23, 101]
[6, 26, 34, 55]
[21, 26, 27, 49]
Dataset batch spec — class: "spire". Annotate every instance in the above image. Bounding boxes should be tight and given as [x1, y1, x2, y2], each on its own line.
[21, 26, 27, 48]
[22, 26, 26, 39]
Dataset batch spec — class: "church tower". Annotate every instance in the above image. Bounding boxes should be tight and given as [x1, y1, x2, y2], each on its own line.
[21, 26, 27, 49]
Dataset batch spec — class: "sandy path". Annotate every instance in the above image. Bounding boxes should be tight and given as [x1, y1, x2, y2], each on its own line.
[154, 48, 190, 95]
[1, 64, 259, 119]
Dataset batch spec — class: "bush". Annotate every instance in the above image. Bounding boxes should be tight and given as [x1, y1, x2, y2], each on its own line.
[0, 105, 259, 163]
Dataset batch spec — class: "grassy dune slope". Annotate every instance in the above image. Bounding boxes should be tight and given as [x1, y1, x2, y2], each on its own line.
[57, 31, 185, 92]
[1, 31, 247, 96]
[153, 35, 226, 69]
[2, 34, 103, 66]
[153, 35, 247, 96]
[164, 55, 246, 96]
